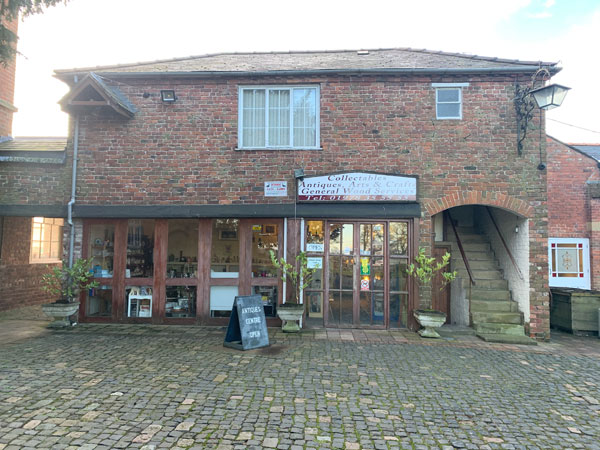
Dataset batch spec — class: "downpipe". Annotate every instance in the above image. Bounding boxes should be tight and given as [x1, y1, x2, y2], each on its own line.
[67, 115, 79, 268]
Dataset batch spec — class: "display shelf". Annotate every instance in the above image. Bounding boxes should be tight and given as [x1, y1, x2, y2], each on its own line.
[128, 294, 152, 318]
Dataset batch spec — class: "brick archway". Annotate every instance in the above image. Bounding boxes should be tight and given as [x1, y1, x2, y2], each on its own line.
[424, 191, 534, 218]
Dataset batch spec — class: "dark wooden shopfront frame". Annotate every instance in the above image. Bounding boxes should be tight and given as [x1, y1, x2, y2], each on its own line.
[304, 218, 419, 330]
[80, 218, 284, 326]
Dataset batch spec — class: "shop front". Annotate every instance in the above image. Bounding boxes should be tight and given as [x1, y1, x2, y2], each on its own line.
[79, 172, 420, 329]
[81, 216, 416, 329]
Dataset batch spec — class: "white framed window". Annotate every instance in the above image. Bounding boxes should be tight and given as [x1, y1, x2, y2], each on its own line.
[432, 83, 468, 120]
[548, 238, 590, 290]
[30, 217, 64, 263]
[238, 85, 319, 149]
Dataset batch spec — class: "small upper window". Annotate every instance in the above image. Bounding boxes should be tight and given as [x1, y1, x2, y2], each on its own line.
[432, 83, 468, 120]
[30, 217, 64, 263]
[239, 86, 319, 149]
[436, 88, 461, 119]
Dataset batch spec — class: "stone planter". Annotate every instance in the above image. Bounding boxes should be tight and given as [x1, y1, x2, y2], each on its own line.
[277, 304, 305, 333]
[41, 301, 80, 328]
[413, 309, 446, 338]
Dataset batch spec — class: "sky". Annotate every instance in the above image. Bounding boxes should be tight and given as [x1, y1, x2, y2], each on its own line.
[11, 0, 600, 144]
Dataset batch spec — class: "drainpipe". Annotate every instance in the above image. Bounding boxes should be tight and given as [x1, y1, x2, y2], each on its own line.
[67, 115, 80, 268]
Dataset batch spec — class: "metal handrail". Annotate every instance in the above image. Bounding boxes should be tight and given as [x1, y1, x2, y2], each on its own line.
[485, 207, 525, 281]
[444, 210, 476, 286]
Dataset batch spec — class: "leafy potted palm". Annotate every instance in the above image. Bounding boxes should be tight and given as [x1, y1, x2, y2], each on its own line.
[41, 258, 98, 327]
[406, 247, 457, 338]
[270, 250, 316, 333]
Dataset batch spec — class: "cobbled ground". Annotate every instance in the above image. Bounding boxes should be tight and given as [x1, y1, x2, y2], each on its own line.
[0, 325, 599, 449]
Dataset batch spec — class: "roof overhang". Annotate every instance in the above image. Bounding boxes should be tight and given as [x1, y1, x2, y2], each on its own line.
[58, 72, 136, 118]
[55, 65, 562, 85]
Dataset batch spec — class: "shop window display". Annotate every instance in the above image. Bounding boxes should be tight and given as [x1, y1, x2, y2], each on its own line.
[211, 219, 239, 277]
[126, 286, 153, 318]
[86, 286, 112, 317]
[252, 224, 278, 278]
[167, 220, 198, 278]
[127, 220, 154, 278]
[166, 286, 196, 318]
[89, 224, 115, 278]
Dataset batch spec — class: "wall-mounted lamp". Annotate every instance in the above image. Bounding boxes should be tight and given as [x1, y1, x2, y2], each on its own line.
[160, 90, 177, 103]
[515, 68, 570, 163]
[294, 168, 305, 180]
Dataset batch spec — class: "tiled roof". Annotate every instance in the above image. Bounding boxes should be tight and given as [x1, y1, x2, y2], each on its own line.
[571, 144, 600, 162]
[55, 48, 559, 77]
[0, 137, 67, 163]
[0, 137, 67, 152]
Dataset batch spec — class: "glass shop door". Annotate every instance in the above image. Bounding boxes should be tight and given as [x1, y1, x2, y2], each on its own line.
[326, 222, 386, 328]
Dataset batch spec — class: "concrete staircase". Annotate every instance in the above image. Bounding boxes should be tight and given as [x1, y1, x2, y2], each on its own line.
[451, 227, 536, 345]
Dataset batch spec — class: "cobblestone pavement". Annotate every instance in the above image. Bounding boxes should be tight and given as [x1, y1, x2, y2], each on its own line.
[1, 324, 599, 449]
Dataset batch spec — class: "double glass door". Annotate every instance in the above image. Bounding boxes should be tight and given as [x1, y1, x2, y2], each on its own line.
[320, 221, 409, 329]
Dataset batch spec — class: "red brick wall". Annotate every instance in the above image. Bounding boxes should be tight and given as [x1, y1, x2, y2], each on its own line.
[0, 217, 59, 311]
[547, 136, 599, 236]
[2, 72, 551, 335]
[547, 136, 600, 289]
[0, 14, 18, 136]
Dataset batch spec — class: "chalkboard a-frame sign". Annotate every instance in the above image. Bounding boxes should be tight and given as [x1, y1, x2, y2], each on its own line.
[223, 295, 270, 350]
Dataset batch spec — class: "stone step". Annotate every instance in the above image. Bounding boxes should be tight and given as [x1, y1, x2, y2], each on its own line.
[471, 311, 523, 324]
[474, 323, 525, 336]
[460, 269, 504, 280]
[460, 251, 497, 262]
[457, 234, 488, 244]
[453, 258, 498, 270]
[462, 242, 491, 252]
[476, 333, 538, 346]
[471, 279, 508, 289]
[470, 288, 510, 300]
[471, 300, 520, 313]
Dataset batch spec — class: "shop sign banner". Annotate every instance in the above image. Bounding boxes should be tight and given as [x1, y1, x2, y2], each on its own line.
[264, 181, 287, 197]
[297, 172, 417, 202]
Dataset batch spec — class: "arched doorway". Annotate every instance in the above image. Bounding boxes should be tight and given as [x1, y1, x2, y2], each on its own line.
[431, 205, 530, 332]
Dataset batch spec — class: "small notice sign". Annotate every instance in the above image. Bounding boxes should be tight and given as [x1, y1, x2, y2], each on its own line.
[307, 257, 323, 269]
[360, 258, 370, 275]
[224, 295, 269, 351]
[264, 181, 287, 197]
[360, 279, 370, 291]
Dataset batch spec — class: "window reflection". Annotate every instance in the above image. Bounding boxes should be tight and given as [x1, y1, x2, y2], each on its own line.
[167, 220, 198, 278]
[211, 219, 239, 277]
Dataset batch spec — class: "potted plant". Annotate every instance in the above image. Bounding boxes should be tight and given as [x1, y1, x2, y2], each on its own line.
[406, 247, 457, 338]
[270, 250, 316, 333]
[40, 258, 99, 328]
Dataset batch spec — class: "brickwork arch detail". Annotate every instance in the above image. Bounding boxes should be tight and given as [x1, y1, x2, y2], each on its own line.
[424, 191, 534, 218]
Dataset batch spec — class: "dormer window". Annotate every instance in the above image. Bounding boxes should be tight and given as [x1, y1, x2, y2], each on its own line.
[238, 86, 319, 149]
[432, 83, 469, 120]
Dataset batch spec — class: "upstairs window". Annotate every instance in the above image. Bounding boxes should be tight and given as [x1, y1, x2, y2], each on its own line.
[239, 86, 319, 149]
[432, 83, 469, 120]
[30, 217, 64, 263]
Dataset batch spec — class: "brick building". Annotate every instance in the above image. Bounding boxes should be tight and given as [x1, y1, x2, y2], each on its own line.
[1, 48, 561, 339]
[0, 12, 67, 314]
[547, 137, 600, 291]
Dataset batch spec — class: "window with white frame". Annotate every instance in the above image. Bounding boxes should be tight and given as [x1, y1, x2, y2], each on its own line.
[30, 217, 64, 263]
[239, 86, 319, 149]
[548, 238, 590, 290]
[432, 83, 468, 120]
